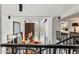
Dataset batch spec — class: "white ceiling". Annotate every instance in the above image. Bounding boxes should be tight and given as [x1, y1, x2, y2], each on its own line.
[2, 4, 78, 17]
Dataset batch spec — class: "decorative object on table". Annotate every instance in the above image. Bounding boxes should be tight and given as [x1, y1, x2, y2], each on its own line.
[72, 23, 78, 32]
[17, 32, 22, 44]
[22, 34, 26, 44]
[26, 32, 33, 44]
[22, 31, 26, 44]
[7, 34, 13, 43]
[60, 21, 68, 32]
[25, 32, 41, 44]
[26, 37, 30, 44]
[64, 28, 68, 31]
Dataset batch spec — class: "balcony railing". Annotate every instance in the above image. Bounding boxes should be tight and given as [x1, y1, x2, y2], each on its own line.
[1, 32, 79, 54]
[1, 43, 79, 54]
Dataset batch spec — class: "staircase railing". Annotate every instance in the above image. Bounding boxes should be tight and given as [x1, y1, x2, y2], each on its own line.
[56, 31, 69, 41]
[56, 36, 79, 45]
[53, 36, 79, 54]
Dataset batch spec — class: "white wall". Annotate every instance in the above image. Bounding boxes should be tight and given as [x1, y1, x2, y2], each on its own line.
[2, 16, 24, 53]
[2, 16, 24, 43]
[0, 4, 2, 54]
[47, 17, 53, 44]
[52, 17, 60, 44]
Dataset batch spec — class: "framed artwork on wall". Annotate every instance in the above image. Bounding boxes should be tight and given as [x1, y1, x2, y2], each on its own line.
[13, 21, 21, 34]
[60, 21, 68, 32]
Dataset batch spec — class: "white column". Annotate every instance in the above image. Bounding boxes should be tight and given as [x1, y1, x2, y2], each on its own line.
[52, 17, 60, 44]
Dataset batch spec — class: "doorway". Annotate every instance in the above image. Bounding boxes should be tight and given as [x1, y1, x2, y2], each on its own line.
[25, 23, 35, 38]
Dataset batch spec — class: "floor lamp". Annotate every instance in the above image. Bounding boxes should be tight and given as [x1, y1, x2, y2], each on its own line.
[72, 23, 78, 32]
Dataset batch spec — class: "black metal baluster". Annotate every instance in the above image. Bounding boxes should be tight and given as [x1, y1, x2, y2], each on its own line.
[68, 48, 71, 54]
[26, 47, 27, 54]
[39, 48, 42, 54]
[66, 48, 68, 54]
[19, 47, 21, 54]
[75, 48, 78, 54]
[46, 48, 48, 54]
[59, 48, 61, 54]
[11, 47, 13, 54]
[72, 48, 74, 54]
[53, 48, 56, 54]
[73, 36, 75, 44]
[64, 48, 66, 54]
[49, 48, 51, 54]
